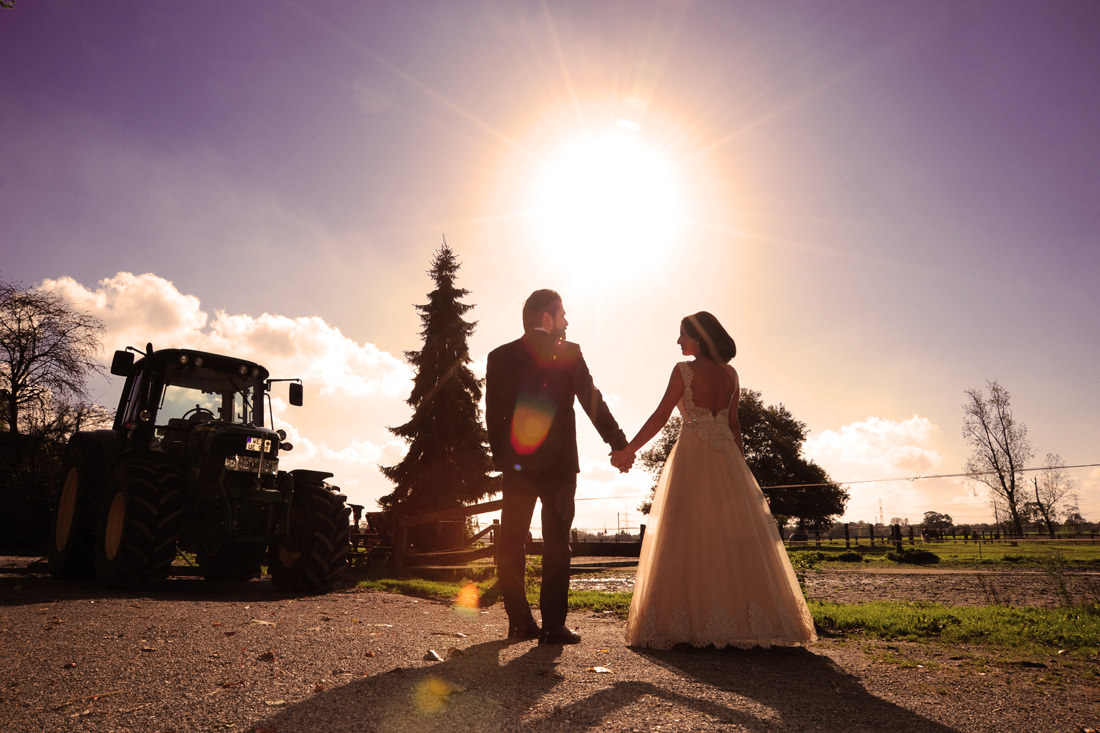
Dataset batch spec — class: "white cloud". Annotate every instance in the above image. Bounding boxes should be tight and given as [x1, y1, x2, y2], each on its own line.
[44, 273, 208, 354]
[203, 310, 412, 399]
[805, 415, 987, 524]
[806, 415, 941, 479]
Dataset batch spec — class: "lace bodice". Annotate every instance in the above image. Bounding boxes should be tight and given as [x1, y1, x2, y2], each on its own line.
[677, 361, 737, 453]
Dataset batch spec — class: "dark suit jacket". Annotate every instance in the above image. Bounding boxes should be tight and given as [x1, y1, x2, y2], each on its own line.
[486, 330, 626, 475]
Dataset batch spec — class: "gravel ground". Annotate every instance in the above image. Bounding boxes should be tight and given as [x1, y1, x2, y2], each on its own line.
[2, 557, 1099, 732]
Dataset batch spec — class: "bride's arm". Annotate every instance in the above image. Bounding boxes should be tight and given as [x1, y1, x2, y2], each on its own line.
[620, 366, 685, 456]
[726, 364, 745, 455]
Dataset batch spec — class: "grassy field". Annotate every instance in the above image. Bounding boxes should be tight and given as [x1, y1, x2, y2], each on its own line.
[344, 550, 1100, 657]
[810, 600, 1100, 655]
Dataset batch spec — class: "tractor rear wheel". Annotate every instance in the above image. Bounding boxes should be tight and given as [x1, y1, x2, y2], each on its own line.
[269, 478, 351, 594]
[94, 454, 184, 588]
[48, 442, 102, 579]
[197, 543, 266, 581]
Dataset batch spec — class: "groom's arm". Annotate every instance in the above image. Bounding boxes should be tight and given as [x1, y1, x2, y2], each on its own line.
[568, 344, 627, 451]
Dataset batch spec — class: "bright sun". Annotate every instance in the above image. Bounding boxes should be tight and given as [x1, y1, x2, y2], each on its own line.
[534, 131, 680, 279]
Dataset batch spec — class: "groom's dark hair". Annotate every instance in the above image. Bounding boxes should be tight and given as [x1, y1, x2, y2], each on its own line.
[522, 289, 562, 331]
[683, 311, 736, 362]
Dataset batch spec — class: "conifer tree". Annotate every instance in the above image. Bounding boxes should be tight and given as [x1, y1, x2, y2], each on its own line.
[379, 242, 494, 547]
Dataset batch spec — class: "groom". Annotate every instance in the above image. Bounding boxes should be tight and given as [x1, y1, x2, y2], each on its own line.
[486, 289, 631, 644]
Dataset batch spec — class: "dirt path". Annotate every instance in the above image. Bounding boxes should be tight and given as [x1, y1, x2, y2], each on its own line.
[2, 558, 1098, 732]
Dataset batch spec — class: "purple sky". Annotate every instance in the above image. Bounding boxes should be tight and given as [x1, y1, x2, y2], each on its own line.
[2, 1, 1098, 530]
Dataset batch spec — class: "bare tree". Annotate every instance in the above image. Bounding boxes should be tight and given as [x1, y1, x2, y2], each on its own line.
[1030, 453, 1074, 538]
[0, 279, 106, 436]
[962, 380, 1032, 537]
[18, 396, 113, 444]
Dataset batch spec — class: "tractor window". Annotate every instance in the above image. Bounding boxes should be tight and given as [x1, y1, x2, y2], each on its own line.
[159, 385, 223, 423]
[157, 363, 263, 426]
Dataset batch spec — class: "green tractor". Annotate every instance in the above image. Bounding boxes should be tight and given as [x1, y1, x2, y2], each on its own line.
[48, 344, 351, 593]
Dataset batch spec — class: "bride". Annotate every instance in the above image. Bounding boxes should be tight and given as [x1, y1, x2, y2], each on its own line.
[613, 312, 817, 649]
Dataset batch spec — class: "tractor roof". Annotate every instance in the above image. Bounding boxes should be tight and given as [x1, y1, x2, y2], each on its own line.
[138, 348, 271, 382]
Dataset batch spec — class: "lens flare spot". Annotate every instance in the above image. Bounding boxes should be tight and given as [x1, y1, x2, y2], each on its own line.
[511, 402, 554, 455]
[412, 676, 463, 716]
[453, 583, 479, 616]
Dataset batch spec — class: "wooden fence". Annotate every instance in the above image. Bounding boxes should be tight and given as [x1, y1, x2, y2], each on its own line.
[392, 499, 503, 576]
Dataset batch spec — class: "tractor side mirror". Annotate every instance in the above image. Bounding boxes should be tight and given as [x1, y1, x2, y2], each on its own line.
[288, 382, 303, 407]
[111, 350, 135, 376]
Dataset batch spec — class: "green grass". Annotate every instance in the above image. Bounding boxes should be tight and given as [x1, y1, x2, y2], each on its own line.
[566, 589, 633, 614]
[811, 600, 1100, 654]
[353, 574, 496, 600]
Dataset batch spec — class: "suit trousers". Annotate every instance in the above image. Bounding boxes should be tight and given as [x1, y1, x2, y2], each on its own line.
[497, 471, 576, 630]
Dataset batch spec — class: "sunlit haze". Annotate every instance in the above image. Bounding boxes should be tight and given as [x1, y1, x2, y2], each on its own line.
[534, 130, 682, 282]
[2, 1, 1098, 537]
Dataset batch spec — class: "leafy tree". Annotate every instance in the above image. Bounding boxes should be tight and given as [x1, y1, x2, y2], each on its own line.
[637, 389, 847, 530]
[1062, 507, 1087, 533]
[738, 390, 847, 529]
[378, 243, 494, 549]
[1020, 501, 1043, 526]
[0, 279, 106, 437]
[1030, 453, 1074, 538]
[962, 380, 1032, 537]
[922, 511, 953, 532]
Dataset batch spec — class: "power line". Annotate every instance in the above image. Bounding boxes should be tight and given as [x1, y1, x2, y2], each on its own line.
[760, 462, 1100, 490]
[575, 462, 1100, 500]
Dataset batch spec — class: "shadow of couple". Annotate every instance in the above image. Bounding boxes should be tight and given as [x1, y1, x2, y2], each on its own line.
[253, 636, 955, 732]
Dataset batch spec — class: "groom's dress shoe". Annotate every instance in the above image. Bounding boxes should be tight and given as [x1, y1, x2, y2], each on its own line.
[538, 626, 581, 645]
[507, 620, 540, 640]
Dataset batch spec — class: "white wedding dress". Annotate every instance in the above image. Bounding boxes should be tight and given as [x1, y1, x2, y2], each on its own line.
[625, 362, 817, 649]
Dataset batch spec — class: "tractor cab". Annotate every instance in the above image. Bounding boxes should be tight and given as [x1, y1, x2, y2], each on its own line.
[110, 345, 302, 459]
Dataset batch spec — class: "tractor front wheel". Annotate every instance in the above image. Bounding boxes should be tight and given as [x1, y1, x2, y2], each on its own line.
[94, 455, 183, 588]
[269, 478, 351, 594]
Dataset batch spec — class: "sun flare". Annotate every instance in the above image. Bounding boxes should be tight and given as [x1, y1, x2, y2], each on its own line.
[534, 131, 681, 280]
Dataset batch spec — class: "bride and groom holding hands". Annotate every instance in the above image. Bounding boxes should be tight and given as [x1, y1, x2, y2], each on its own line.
[486, 289, 816, 650]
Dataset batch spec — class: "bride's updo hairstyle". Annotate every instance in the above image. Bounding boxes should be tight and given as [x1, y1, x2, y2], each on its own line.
[682, 311, 736, 363]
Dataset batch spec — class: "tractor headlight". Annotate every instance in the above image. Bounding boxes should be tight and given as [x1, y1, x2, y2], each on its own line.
[224, 454, 279, 475]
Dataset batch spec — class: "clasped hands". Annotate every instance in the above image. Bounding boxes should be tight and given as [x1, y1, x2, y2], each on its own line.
[609, 447, 635, 473]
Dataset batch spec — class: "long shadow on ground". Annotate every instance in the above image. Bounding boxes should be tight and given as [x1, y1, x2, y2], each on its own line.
[253, 638, 955, 732]
[634, 644, 955, 731]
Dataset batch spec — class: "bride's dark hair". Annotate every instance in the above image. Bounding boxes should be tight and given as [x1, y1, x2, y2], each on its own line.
[682, 311, 736, 363]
